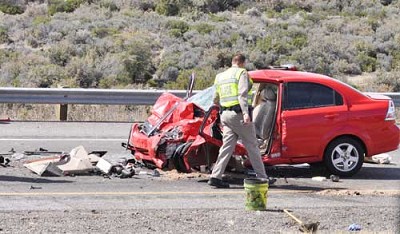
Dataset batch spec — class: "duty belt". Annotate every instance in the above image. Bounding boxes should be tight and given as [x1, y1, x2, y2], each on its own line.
[221, 104, 242, 113]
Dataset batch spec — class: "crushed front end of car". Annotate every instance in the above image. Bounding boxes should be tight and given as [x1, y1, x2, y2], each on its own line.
[124, 86, 248, 173]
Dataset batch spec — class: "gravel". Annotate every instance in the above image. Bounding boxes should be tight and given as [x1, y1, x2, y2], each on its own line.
[0, 205, 399, 233]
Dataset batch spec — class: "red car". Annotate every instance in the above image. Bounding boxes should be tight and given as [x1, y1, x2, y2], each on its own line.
[126, 67, 399, 176]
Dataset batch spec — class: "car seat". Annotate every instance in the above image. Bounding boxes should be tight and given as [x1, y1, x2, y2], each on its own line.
[253, 86, 277, 140]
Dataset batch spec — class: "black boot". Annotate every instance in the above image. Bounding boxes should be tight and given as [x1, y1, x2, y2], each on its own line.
[208, 177, 230, 188]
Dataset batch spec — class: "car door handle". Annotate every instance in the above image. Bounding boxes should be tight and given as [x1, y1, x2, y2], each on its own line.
[324, 114, 339, 119]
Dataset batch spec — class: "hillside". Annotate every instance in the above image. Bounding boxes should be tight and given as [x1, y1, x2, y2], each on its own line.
[0, 0, 399, 92]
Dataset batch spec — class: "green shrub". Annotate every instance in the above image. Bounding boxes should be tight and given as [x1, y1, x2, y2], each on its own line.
[33, 16, 51, 26]
[357, 53, 377, 72]
[119, 40, 153, 84]
[355, 41, 377, 72]
[166, 19, 189, 37]
[0, 3, 24, 15]
[222, 32, 239, 47]
[91, 27, 119, 38]
[155, 0, 180, 16]
[165, 66, 216, 90]
[99, 0, 119, 11]
[157, 53, 180, 77]
[191, 23, 215, 35]
[0, 27, 9, 44]
[256, 36, 272, 53]
[28, 64, 67, 88]
[391, 50, 400, 70]
[47, 44, 75, 66]
[169, 29, 183, 38]
[48, 0, 87, 15]
[166, 19, 189, 33]
[209, 13, 227, 22]
[374, 70, 400, 92]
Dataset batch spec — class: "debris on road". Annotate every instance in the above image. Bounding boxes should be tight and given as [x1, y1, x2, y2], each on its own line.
[348, 223, 362, 231]
[329, 174, 340, 182]
[283, 209, 319, 233]
[58, 146, 97, 175]
[311, 176, 327, 182]
[24, 158, 64, 176]
[22, 146, 141, 179]
[151, 169, 160, 177]
[96, 158, 113, 174]
[23, 146, 104, 176]
[0, 148, 15, 167]
[0, 156, 11, 167]
[364, 153, 392, 164]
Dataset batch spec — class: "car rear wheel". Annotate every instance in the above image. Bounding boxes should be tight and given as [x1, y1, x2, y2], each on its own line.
[324, 137, 364, 177]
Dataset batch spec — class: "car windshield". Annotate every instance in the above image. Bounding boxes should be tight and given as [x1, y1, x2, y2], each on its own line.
[187, 86, 215, 111]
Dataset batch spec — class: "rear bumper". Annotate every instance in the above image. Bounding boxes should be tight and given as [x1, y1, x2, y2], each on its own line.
[369, 124, 399, 156]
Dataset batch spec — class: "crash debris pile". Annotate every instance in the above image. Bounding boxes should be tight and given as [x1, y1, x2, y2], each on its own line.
[364, 153, 392, 164]
[0, 148, 14, 167]
[22, 146, 137, 178]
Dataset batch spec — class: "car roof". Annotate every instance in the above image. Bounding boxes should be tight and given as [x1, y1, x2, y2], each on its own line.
[249, 69, 331, 83]
[248, 69, 369, 102]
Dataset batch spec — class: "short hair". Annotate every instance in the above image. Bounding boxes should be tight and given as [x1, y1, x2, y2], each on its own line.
[232, 53, 246, 64]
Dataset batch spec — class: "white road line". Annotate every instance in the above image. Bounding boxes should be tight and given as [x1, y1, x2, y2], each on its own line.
[0, 138, 126, 141]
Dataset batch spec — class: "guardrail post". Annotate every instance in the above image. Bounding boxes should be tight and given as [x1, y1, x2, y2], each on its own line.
[56, 104, 68, 121]
[55, 85, 68, 121]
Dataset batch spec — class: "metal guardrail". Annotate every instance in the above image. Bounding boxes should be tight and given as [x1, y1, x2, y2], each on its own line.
[0, 88, 398, 106]
[0, 88, 193, 105]
[384, 92, 400, 106]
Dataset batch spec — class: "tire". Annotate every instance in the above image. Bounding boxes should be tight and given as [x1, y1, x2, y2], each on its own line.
[324, 137, 364, 177]
[172, 141, 193, 173]
[172, 143, 186, 172]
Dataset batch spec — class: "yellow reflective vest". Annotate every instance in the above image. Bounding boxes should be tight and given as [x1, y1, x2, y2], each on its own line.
[214, 67, 253, 107]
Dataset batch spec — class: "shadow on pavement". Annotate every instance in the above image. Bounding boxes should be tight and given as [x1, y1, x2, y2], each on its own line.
[0, 175, 73, 183]
[352, 166, 400, 180]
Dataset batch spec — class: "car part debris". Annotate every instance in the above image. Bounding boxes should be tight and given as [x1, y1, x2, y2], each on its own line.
[96, 158, 113, 174]
[24, 147, 64, 156]
[88, 151, 107, 157]
[330, 174, 340, 182]
[151, 169, 160, 177]
[24, 146, 99, 176]
[0, 156, 11, 167]
[283, 209, 319, 233]
[364, 153, 392, 164]
[29, 186, 42, 190]
[119, 168, 135, 178]
[0, 148, 15, 165]
[348, 223, 362, 231]
[96, 157, 136, 179]
[57, 146, 95, 175]
[24, 160, 64, 176]
[311, 176, 327, 182]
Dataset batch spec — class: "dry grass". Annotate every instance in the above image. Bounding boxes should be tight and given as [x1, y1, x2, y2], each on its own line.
[0, 103, 150, 122]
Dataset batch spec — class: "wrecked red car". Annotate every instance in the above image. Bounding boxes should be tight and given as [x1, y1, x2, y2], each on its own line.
[126, 67, 399, 176]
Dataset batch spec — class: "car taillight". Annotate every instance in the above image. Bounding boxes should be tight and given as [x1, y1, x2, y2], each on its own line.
[385, 100, 396, 121]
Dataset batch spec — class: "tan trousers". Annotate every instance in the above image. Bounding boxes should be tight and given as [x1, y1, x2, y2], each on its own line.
[210, 110, 268, 180]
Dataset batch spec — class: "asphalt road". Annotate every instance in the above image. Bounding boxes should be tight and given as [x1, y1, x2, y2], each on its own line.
[0, 121, 399, 233]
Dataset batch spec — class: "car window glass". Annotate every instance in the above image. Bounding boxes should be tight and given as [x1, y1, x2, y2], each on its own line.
[283, 82, 343, 110]
[187, 86, 215, 111]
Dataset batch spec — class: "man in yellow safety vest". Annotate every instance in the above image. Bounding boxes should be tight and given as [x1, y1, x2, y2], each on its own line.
[208, 53, 270, 188]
